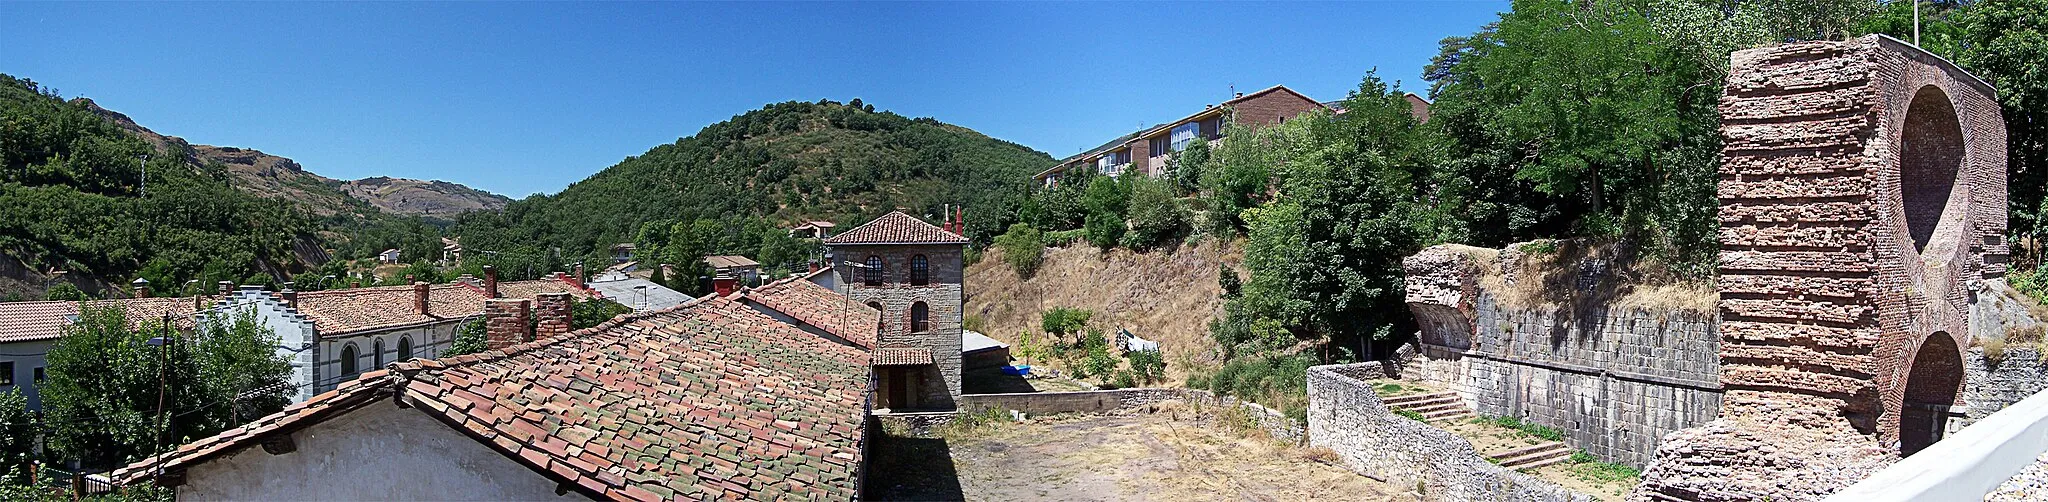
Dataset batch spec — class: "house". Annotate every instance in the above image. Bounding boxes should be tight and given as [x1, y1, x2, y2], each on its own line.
[822, 211, 968, 411]
[610, 243, 636, 264]
[439, 237, 463, 265]
[962, 330, 1010, 371]
[223, 268, 601, 403]
[114, 295, 872, 500]
[585, 275, 690, 312]
[377, 248, 402, 264]
[0, 281, 226, 410]
[790, 220, 836, 239]
[1033, 85, 1330, 187]
[703, 255, 761, 284]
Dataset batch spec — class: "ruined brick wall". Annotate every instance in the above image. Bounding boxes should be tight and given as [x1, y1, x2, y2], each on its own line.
[534, 292, 572, 339]
[1631, 35, 2007, 501]
[835, 243, 965, 409]
[1400, 244, 1723, 467]
[1715, 34, 2004, 449]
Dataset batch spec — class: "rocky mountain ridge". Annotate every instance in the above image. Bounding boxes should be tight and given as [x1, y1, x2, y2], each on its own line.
[75, 98, 507, 218]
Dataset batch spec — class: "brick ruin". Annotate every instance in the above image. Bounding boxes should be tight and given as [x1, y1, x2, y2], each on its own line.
[1631, 35, 2008, 501]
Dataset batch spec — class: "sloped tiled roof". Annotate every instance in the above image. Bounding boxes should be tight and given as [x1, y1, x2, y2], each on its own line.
[821, 211, 967, 245]
[873, 347, 933, 366]
[118, 296, 873, 500]
[586, 278, 691, 312]
[739, 275, 877, 349]
[703, 255, 760, 269]
[0, 301, 79, 343]
[293, 278, 596, 337]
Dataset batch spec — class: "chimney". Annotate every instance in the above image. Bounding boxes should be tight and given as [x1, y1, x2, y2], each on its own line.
[573, 262, 585, 282]
[483, 298, 532, 350]
[483, 266, 500, 299]
[1235, 91, 1244, 98]
[131, 278, 150, 298]
[413, 281, 431, 315]
[535, 292, 573, 339]
[280, 287, 297, 309]
[713, 274, 738, 297]
[808, 261, 821, 275]
[217, 281, 234, 297]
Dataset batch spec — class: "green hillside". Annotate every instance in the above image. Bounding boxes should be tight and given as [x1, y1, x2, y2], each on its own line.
[447, 99, 1053, 272]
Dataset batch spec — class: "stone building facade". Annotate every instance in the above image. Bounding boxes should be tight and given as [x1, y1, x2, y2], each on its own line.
[824, 211, 968, 411]
[1633, 35, 2009, 501]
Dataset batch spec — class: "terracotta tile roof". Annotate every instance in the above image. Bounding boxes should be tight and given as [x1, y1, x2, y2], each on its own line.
[119, 296, 873, 500]
[85, 297, 217, 332]
[873, 347, 933, 366]
[739, 276, 877, 349]
[0, 301, 79, 343]
[291, 278, 597, 337]
[821, 211, 967, 245]
[703, 255, 759, 269]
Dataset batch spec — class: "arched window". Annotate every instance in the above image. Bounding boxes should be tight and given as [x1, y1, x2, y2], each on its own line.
[864, 256, 885, 286]
[373, 339, 385, 368]
[910, 255, 929, 286]
[397, 336, 414, 362]
[340, 343, 359, 377]
[911, 302, 930, 333]
[867, 302, 885, 331]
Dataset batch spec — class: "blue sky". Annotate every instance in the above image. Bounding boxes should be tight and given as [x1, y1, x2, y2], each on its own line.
[3, 2, 1508, 198]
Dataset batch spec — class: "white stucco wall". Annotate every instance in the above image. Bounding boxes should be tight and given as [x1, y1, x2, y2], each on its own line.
[0, 339, 56, 410]
[315, 322, 460, 394]
[204, 288, 321, 403]
[178, 403, 578, 501]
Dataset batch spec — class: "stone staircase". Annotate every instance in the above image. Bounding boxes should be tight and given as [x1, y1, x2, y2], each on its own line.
[1382, 391, 1475, 423]
[1487, 441, 1574, 470]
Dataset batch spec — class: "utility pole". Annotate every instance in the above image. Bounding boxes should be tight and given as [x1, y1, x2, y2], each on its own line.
[137, 153, 148, 197]
[1914, 0, 1921, 46]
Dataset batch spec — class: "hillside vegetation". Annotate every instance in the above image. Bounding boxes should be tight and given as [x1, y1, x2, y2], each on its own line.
[446, 99, 1054, 274]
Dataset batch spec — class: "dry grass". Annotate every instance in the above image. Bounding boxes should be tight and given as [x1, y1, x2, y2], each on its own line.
[966, 238, 1241, 384]
[1488, 239, 1715, 315]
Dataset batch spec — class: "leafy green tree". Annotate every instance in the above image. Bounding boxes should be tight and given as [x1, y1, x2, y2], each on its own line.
[190, 307, 292, 434]
[42, 283, 88, 301]
[994, 223, 1045, 278]
[1126, 350, 1166, 386]
[1171, 138, 1211, 196]
[1202, 120, 1284, 234]
[42, 306, 168, 470]
[1951, 0, 2048, 256]
[1040, 307, 1092, 343]
[1083, 211, 1124, 251]
[1123, 176, 1188, 250]
[0, 390, 35, 482]
[446, 318, 487, 357]
[571, 298, 631, 329]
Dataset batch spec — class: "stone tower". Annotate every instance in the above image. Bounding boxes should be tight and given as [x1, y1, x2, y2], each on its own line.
[1633, 35, 2007, 501]
[823, 211, 968, 411]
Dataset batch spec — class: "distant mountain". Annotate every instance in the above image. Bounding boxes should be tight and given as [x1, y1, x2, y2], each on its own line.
[78, 99, 504, 219]
[341, 176, 510, 219]
[447, 99, 1055, 266]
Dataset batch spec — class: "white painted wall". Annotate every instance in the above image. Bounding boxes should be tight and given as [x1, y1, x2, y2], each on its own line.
[0, 339, 56, 410]
[177, 403, 578, 501]
[1830, 387, 2048, 501]
[315, 321, 462, 394]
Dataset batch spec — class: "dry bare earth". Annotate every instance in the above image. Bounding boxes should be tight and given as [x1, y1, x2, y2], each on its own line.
[966, 239, 1241, 382]
[933, 411, 1409, 502]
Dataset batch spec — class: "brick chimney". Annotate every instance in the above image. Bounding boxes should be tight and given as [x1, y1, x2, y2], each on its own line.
[535, 292, 573, 339]
[713, 274, 738, 297]
[412, 281, 431, 316]
[218, 281, 234, 297]
[131, 278, 150, 298]
[280, 287, 297, 308]
[483, 266, 500, 299]
[483, 298, 532, 350]
[573, 262, 585, 282]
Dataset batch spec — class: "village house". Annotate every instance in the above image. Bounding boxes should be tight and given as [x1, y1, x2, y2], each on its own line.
[789, 220, 836, 240]
[733, 270, 878, 352]
[585, 273, 690, 312]
[0, 280, 231, 410]
[610, 243, 636, 264]
[113, 294, 872, 500]
[822, 211, 968, 411]
[377, 248, 402, 264]
[702, 255, 761, 284]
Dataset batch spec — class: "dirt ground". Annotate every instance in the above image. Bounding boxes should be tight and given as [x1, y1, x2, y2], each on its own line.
[868, 408, 1412, 502]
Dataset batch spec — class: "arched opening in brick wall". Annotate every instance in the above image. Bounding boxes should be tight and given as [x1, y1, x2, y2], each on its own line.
[1901, 85, 1967, 254]
[1900, 331, 1963, 456]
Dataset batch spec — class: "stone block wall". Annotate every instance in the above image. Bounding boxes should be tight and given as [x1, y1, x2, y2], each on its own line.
[1401, 245, 1724, 466]
[1965, 346, 2048, 425]
[1308, 363, 1591, 502]
[837, 243, 966, 410]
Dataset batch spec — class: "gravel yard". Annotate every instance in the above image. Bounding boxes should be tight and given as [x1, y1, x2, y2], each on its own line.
[867, 404, 1410, 501]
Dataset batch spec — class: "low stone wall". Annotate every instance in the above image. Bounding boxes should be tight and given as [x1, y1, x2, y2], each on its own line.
[1309, 362, 1591, 502]
[959, 388, 1303, 442]
[1965, 345, 2048, 425]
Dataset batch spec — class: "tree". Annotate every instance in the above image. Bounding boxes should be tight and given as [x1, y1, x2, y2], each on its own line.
[42, 283, 88, 301]
[572, 298, 631, 329]
[190, 307, 292, 434]
[0, 390, 35, 483]
[1123, 176, 1188, 250]
[1083, 211, 1124, 251]
[994, 223, 1045, 278]
[1952, 0, 2048, 263]
[446, 318, 487, 357]
[1171, 138, 1211, 197]
[1040, 307, 1092, 343]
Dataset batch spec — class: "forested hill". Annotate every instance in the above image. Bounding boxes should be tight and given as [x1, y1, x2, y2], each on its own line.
[446, 99, 1054, 269]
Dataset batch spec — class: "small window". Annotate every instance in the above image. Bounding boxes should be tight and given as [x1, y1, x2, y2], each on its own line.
[910, 255, 929, 286]
[33, 367, 44, 383]
[340, 344, 359, 376]
[864, 256, 885, 286]
[1150, 136, 1170, 157]
[373, 339, 386, 368]
[911, 302, 930, 333]
[0, 362, 13, 386]
[868, 302, 885, 331]
[397, 336, 413, 362]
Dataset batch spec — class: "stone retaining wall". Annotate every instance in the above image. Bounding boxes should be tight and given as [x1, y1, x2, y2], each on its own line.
[1966, 346, 2048, 425]
[958, 388, 1302, 442]
[1308, 362, 1591, 501]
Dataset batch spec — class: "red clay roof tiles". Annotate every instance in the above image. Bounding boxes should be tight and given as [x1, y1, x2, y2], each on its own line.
[821, 211, 967, 245]
[739, 276, 877, 349]
[292, 278, 596, 337]
[118, 296, 872, 501]
[872, 347, 933, 366]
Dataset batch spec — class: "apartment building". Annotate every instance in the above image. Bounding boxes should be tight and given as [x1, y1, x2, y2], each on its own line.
[1033, 85, 1327, 186]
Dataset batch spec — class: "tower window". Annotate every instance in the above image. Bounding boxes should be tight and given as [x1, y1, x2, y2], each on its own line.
[865, 255, 885, 286]
[910, 255, 929, 286]
[911, 302, 930, 333]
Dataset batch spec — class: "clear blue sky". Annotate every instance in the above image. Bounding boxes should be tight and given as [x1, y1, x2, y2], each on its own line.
[3, 2, 1508, 198]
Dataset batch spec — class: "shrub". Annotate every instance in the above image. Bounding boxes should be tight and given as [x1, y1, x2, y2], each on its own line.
[1045, 229, 1086, 247]
[1083, 211, 1125, 251]
[994, 223, 1045, 277]
[1124, 177, 1189, 250]
[1080, 329, 1118, 379]
[1040, 307, 1092, 340]
[1127, 350, 1166, 385]
[1112, 370, 1138, 389]
[1394, 408, 1427, 422]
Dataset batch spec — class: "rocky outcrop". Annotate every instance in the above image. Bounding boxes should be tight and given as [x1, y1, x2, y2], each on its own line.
[340, 176, 510, 218]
